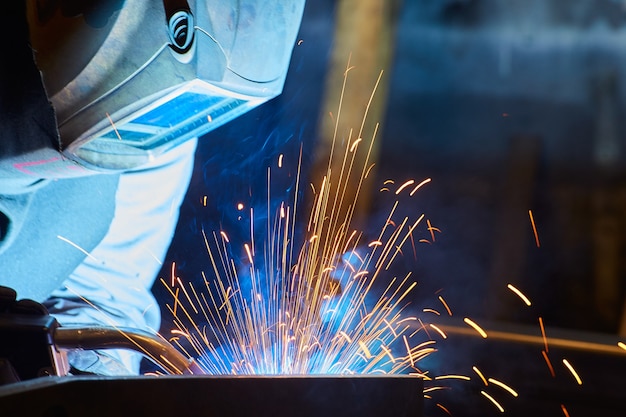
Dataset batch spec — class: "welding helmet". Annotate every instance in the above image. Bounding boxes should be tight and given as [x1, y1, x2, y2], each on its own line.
[21, 0, 305, 175]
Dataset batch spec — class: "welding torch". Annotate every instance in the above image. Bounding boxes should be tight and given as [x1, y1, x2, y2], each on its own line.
[54, 326, 204, 376]
[0, 292, 203, 384]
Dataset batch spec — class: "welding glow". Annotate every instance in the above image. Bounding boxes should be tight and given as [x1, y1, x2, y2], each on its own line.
[161, 62, 440, 380]
[618, 341, 626, 351]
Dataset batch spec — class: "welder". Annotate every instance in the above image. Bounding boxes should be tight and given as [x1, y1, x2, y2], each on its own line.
[0, 0, 305, 375]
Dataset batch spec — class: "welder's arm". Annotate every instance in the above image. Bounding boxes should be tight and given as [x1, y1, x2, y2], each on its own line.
[44, 138, 197, 374]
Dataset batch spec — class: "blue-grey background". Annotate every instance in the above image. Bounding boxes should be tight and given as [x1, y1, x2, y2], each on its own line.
[155, 1, 626, 414]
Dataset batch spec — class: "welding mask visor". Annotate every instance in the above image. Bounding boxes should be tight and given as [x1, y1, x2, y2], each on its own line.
[25, 0, 305, 173]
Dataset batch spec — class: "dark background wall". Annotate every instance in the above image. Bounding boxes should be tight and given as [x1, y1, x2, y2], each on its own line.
[158, 0, 626, 335]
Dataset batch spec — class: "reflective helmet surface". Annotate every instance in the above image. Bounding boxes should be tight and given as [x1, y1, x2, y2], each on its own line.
[24, 0, 305, 173]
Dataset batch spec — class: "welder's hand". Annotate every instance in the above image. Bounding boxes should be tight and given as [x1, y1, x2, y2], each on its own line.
[0, 285, 48, 316]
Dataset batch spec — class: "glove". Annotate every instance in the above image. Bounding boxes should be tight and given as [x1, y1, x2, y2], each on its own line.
[0, 285, 48, 316]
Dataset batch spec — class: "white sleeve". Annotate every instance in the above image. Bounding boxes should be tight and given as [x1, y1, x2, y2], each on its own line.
[45, 138, 197, 373]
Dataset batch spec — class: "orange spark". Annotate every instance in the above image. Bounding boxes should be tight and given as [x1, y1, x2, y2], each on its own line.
[427, 219, 441, 242]
[618, 341, 626, 352]
[464, 317, 488, 338]
[381, 345, 396, 363]
[429, 324, 447, 339]
[539, 317, 549, 352]
[507, 283, 532, 306]
[171, 329, 190, 338]
[480, 390, 504, 413]
[173, 287, 180, 317]
[528, 209, 541, 247]
[562, 359, 582, 385]
[171, 262, 177, 287]
[488, 378, 518, 397]
[472, 366, 488, 386]
[395, 179, 415, 195]
[403, 335, 414, 367]
[541, 350, 556, 378]
[422, 308, 441, 316]
[434, 374, 470, 381]
[423, 386, 447, 394]
[418, 318, 431, 340]
[436, 403, 453, 416]
[350, 138, 362, 152]
[364, 163, 376, 179]
[244, 243, 253, 264]
[176, 277, 198, 315]
[560, 404, 571, 417]
[438, 295, 453, 316]
[358, 341, 373, 359]
[339, 331, 352, 344]
[410, 178, 432, 196]
[56, 235, 99, 261]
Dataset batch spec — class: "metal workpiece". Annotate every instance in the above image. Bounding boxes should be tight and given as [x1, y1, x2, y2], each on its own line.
[0, 314, 62, 383]
[0, 374, 424, 417]
[54, 326, 203, 375]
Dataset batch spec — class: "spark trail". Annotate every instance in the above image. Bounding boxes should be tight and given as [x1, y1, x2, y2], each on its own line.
[163, 143, 435, 376]
[163, 67, 435, 377]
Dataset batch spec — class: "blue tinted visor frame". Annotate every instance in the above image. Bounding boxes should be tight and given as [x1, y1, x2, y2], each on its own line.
[66, 79, 264, 170]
